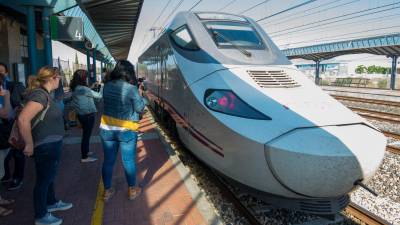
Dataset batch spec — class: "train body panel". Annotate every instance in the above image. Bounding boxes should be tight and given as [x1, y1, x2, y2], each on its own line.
[138, 11, 387, 214]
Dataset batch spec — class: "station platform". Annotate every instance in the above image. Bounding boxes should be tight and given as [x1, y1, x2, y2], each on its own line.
[1, 112, 221, 225]
[322, 85, 400, 101]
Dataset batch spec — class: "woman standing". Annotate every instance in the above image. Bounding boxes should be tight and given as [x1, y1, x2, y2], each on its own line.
[0, 84, 14, 217]
[100, 60, 145, 201]
[18, 66, 72, 225]
[70, 69, 102, 162]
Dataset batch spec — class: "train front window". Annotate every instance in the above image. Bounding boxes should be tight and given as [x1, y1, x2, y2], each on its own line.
[205, 21, 264, 49]
[171, 26, 199, 50]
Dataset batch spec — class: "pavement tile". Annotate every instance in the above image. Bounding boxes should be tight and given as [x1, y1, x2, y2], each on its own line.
[4, 112, 208, 225]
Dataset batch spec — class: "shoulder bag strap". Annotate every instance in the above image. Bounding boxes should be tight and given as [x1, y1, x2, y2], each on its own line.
[31, 90, 51, 129]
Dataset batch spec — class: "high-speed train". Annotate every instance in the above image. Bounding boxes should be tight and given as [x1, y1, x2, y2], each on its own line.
[137, 12, 386, 214]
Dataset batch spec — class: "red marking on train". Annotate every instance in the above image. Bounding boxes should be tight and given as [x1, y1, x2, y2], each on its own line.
[146, 90, 224, 157]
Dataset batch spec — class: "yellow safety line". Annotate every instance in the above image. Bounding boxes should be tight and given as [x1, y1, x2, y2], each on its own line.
[91, 180, 105, 225]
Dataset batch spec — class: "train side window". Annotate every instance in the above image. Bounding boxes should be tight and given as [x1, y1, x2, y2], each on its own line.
[171, 26, 199, 50]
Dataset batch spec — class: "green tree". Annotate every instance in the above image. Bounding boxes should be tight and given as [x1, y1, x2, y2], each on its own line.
[367, 65, 377, 74]
[355, 65, 366, 74]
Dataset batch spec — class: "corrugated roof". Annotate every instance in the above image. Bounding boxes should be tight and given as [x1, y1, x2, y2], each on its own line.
[282, 33, 400, 61]
[79, 0, 144, 60]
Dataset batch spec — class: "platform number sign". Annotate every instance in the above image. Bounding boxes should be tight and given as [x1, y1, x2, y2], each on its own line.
[51, 16, 84, 41]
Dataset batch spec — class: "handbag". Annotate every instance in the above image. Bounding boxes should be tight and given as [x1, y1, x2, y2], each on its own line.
[8, 90, 50, 149]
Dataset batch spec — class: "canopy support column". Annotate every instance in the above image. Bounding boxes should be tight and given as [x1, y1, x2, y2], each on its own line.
[86, 49, 91, 78]
[314, 60, 321, 85]
[390, 55, 398, 90]
[42, 7, 52, 66]
[27, 5, 38, 74]
[92, 50, 97, 84]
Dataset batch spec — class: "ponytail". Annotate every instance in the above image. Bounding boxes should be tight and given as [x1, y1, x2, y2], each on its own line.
[29, 66, 59, 90]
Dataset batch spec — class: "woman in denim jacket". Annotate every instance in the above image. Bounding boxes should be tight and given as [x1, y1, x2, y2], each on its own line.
[70, 70, 102, 163]
[100, 60, 145, 201]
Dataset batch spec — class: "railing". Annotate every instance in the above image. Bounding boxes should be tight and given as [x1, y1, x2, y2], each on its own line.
[331, 77, 370, 87]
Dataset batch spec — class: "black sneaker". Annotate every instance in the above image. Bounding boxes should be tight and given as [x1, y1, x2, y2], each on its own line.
[7, 180, 23, 191]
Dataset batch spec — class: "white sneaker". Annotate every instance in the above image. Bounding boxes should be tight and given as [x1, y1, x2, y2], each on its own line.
[81, 156, 98, 163]
[47, 200, 73, 212]
[35, 213, 62, 225]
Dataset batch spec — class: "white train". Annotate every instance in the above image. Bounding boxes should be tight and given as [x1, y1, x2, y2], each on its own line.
[137, 12, 386, 214]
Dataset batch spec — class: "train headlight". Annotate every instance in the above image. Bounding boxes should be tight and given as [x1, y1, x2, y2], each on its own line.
[204, 89, 271, 120]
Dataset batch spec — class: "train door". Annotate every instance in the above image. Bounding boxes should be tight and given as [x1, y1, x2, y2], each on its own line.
[156, 44, 168, 121]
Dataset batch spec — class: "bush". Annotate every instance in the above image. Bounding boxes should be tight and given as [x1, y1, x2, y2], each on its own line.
[320, 79, 330, 86]
[377, 79, 388, 89]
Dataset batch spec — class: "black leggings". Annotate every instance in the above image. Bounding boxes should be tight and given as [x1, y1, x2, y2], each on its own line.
[77, 113, 95, 159]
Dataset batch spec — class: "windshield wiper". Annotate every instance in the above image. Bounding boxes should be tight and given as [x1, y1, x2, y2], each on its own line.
[212, 31, 252, 57]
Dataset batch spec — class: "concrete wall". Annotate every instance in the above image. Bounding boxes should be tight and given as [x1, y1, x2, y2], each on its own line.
[0, 14, 45, 81]
[7, 19, 22, 69]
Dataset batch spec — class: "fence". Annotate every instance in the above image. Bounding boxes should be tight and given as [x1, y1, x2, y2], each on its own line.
[52, 58, 102, 86]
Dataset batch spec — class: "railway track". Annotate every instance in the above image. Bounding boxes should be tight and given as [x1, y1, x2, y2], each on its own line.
[345, 202, 391, 225]
[332, 95, 400, 107]
[347, 106, 400, 124]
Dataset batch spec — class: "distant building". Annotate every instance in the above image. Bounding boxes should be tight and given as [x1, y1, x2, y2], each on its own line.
[295, 63, 349, 77]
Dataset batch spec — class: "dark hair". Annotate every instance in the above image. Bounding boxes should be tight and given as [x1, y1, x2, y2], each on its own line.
[70, 69, 88, 91]
[109, 60, 137, 85]
[0, 62, 8, 73]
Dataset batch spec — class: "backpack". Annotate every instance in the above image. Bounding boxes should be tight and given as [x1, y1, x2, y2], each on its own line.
[8, 89, 50, 149]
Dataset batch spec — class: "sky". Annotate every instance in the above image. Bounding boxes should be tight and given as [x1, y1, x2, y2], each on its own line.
[53, 0, 400, 69]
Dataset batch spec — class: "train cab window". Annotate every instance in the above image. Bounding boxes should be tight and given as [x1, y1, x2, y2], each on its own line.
[205, 21, 264, 49]
[170, 26, 199, 50]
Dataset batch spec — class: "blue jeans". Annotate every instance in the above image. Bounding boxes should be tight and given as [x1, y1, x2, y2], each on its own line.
[100, 129, 138, 189]
[33, 140, 62, 219]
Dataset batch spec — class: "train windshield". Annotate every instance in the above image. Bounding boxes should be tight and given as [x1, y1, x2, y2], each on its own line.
[204, 21, 264, 49]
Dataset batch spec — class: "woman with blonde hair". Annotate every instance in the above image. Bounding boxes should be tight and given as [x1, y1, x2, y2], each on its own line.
[18, 66, 72, 225]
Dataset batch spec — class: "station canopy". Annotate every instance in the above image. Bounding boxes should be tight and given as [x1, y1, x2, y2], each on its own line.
[54, 0, 144, 61]
[282, 33, 400, 61]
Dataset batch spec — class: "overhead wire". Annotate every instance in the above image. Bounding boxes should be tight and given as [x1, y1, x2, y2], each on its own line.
[218, 0, 237, 11]
[238, 0, 272, 15]
[263, 0, 344, 25]
[273, 12, 400, 42]
[270, 3, 400, 37]
[277, 26, 400, 48]
[189, 0, 203, 11]
[137, 0, 174, 55]
[150, 0, 173, 28]
[160, 0, 185, 28]
[256, 0, 318, 22]
[267, 0, 360, 27]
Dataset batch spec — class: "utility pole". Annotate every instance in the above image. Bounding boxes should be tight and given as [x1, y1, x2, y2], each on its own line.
[150, 27, 162, 38]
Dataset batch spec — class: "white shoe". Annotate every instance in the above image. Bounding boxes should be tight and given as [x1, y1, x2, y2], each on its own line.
[81, 156, 98, 163]
[35, 213, 62, 225]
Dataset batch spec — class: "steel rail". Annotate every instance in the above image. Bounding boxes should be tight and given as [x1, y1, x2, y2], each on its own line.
[345, 202, 391, 225]
[382, 131, 400, 140]
[332, 95, 400, 107]
[387, 145, 400, 154]
[347, 106, 400, 124]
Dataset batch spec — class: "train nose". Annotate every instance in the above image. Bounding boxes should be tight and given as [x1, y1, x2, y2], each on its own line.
[264, 124, 386, 198]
